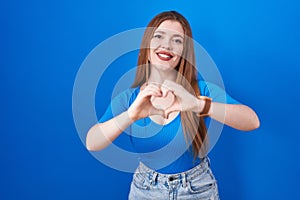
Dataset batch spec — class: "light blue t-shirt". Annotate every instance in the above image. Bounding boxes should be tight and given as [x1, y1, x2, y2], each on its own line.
[99, 81, 240, 174]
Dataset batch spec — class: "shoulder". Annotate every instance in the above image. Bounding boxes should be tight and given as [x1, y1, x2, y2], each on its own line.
[198, 80, 241, 104]
[198, 80, 225, 96]
[114, 87, 138, 99]
[111, 87, 139, 106]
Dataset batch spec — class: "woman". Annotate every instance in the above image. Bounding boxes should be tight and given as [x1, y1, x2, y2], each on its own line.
[86, 11, 260, 199]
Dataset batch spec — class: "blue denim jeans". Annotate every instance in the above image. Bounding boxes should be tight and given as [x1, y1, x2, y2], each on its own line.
[128, 157, 220, 200]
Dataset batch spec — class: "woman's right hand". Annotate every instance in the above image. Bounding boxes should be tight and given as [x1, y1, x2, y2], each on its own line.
[127, 83, 165, 121]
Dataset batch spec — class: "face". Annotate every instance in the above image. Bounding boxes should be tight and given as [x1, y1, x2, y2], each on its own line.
[148, 20, 184, 71]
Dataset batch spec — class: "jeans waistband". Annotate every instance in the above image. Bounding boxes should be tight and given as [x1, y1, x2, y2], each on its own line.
[135, 157, 211, 186]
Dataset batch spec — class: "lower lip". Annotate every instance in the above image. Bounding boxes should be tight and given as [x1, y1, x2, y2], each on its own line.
[157, 53, 172, 61]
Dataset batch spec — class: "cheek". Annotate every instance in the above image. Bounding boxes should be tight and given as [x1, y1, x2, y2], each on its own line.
[173, 43, 183, 53]
[174, 47, 183, 60]
[178, 46, 184, 55]
[149, 39, 159, 49]
[148, 49, 156, 62]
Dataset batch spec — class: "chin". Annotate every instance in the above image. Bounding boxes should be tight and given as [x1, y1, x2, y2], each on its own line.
[154, 64, 175, 71]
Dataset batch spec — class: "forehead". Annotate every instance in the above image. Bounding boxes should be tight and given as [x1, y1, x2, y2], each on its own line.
[155, 20, 184, 36]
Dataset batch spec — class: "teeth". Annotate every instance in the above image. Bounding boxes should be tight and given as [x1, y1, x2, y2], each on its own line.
[158, 53, 171, 58]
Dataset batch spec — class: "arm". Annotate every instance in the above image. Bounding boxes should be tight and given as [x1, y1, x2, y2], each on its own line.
[86, 111, 134, 151]
[206, 102, 260, 131]
[86, 84, 164, 151]
[163, 80, 260, 131]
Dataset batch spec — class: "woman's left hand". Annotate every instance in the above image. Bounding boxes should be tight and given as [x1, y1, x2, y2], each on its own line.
[162, 80, 204, 118]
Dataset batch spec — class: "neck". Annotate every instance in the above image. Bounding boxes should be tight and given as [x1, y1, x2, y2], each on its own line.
[148, 65, 177, 84]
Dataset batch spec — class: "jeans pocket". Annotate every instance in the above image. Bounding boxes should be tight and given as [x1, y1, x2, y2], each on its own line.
[187, 169, 216, 194]
[132, 172, 150, 190]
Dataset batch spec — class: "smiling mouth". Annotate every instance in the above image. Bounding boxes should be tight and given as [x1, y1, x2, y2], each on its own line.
[156, 52, 173, 61]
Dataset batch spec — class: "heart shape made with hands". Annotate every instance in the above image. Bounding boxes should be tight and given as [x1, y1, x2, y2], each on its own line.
[150, 86, 176, 110]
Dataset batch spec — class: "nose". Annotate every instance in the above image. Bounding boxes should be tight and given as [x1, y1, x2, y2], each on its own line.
[161, 37, 172, 50]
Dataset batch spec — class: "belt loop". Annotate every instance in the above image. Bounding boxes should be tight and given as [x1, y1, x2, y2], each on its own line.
[202, 156, 209, 167]
[182, 173, 187, 188]
[150, 172, 158, 185]
[206, 156, 211, 167]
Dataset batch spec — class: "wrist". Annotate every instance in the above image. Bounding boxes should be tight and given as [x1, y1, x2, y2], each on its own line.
[127, 109, 138, 122]
[195, 98, 205, 113]
[196, 96, 212, 117]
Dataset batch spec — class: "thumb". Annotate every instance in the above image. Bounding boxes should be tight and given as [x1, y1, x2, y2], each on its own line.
[164, 106, 180, 119]
[149, 107, 165, 117]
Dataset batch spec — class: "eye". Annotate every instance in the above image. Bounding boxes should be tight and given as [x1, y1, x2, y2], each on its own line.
[173, 38, 183, 44]
[153, 34, 162, 39]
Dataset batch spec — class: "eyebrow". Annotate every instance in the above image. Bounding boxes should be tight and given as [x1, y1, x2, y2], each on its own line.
[154, 30, 184, 39]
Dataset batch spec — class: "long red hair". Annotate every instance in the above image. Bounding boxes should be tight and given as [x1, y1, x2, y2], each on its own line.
[131, 11, 208, 158]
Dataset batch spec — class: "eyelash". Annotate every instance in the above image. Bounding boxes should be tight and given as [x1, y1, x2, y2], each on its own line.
[153, 34, 162, 39]
[173, 39, 183, 44]
[153, 34, 183, 44]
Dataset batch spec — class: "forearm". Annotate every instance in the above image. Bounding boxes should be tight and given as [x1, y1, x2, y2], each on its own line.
[86, 111, 134, 151]
[209, 102, 260, 131]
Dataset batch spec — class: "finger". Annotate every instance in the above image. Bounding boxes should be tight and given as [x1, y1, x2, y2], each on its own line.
[143, 86, 163, 96]
[164, 105, 181, 119]
[162, 80, 183, 96]
[162, 89, 174, 98]
[149, 107, 165, 117]
[141, 89, 162, 99]
[144, 89, 164, 99]
[164, 109, 180, 119]
[145, 83, 162, 93]
[165, 105, 181, 116]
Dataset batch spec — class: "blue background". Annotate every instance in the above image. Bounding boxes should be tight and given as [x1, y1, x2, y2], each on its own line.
[1, 0, 300, 199]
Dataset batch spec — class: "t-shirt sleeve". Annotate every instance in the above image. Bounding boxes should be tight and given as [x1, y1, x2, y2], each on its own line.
[99, 89, 132, 123]
[98, 89, 136, 152]
[199, 81, 241, 104]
